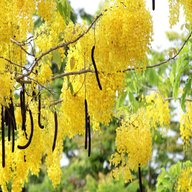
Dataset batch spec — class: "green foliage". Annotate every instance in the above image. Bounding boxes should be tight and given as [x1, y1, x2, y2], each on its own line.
[97, 177, 128, 192]
[56, 0, 73, 23]
[156, 161, 192, 192]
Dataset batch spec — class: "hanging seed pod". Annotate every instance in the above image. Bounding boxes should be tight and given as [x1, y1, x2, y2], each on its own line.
[87, 115, 91, 157]
[24, 155, 26, 162]
[38, 94, 44, 129]
[10, 97, 16, 131]
[84, 99, 88, 150]
[18, 110, 34, 150]
[91, 46, 102, 90]
[10, 98, 16, 152]
[5, 107, 11, 142]
[152, 0, 155, 10]
[12, 123, 15, 153]
[138, 164, 143, 192]
[52, 111, 58, 152]
[1, 106, 5, 168]
[20, 89, 26, 132]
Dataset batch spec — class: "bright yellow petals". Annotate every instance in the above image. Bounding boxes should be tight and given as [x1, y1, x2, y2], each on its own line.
[96, 0, 152, 71]
[180, 102, 192, 147]
[169, 0, 192, 26]
[146, 93, 170, 129]
[38, 0, 56, 22]
[177, 167, 192, 191]
[0, 73, 14, 105]
[111, 93, 170, 183]
[111, 108, 152, 182]
[37, 64, 52, 85]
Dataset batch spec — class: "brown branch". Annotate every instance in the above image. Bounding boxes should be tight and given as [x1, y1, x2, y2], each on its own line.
[10, 38, 35, 57]
[0, 56, 27, 70]
[51, 31, 192, 80]
[16, 13, 103, 82]
[51, 69, 94, 80]
[165, 97, 192, 102]
[50, 99, 63, 107]
[13, 31, 46, 46]
[123, 31, 192, 72]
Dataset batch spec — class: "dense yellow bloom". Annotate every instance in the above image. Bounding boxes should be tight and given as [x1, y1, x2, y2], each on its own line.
[180, 102, 192, 147]
[37, 64, 52, 85]
[111, 108, 152, 182]
[111, 93, 170, 182]
[145, 93, 170, 129]
[177, 167, 192, 191]
[169, 0, 192, 26]
[96, 0, 152, 71]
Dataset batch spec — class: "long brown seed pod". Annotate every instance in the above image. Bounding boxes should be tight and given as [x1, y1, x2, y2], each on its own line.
[138, 164, 143, 192]
[87, 115, 91, 157]
[12, 123, 15, 153]
[91, 46, 102, 90]
[5, 107, 11, 141]
[10, 99, 16, 152]
[1, 106, 5, 167]
[52, 111, 58, 152]
[10, 98, 17, 131]
[152, 0, 155, 10]
[20, 89, 26, 132]
[18, 110, 34, 150]
[38, 94, 44, 129]
[84, 99, 88, 150]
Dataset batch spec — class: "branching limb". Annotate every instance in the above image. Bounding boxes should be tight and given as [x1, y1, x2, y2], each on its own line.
[16, 13, 103, 82]
[10, 38, 35, 57]
[51, 69, 94, 80]
[124, 31, 192, 72]
[0, 56, 27, 70]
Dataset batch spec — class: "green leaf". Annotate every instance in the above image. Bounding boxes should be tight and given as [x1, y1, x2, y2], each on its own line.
[52, 51, 61, 66]
[181, 77, 192, 111]
[147, 69, 161, 85]
[57, 0, 72, 23]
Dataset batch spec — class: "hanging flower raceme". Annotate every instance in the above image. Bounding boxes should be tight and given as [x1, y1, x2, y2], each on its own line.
[169, 0, 192, 27]
[180, 102, 192, 148]
[110, 93, 170, 183]
[110, 108, 152, 182]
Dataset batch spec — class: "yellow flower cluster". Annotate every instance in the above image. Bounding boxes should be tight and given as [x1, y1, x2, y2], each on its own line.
[169, 0, 180, 27]
[177, 167, 192, 191]
[145, 93, 170, 129]
[180, 102, 192, 147]
[37, 63, 52, 85]
[110, 93, 170, 182]
[0, 73, 14, 105]
[0, 95, 64, 192]
[37, 0, 56, 22]
[60, 0, 152, 138]
[169, 0, 192, 27]
[96, 0, 152, 71]
[110, 108, 152, 182]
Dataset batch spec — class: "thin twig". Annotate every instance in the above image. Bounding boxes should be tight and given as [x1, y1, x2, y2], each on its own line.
[0, 56, 27, 70]
[10, 38, 35, 57]
[52, 69, 94, 80]
[51, 31, 192, 80]
[124, 31, 192, 72]
[16, 13, 103, 82]
[165, 97, 192, 102]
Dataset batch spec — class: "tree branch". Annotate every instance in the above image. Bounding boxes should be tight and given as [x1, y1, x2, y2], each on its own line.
[51, 69, 94, 80]
[10, 38, 35, 57]
[123, 31, 192, 72]
[16, 13, 103, 82]
[0, 56, 27, 70]
[51, 31, 192, 80]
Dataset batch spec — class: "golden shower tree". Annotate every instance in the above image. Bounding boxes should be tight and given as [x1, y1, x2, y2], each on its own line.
[0, 0, 192, 191]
